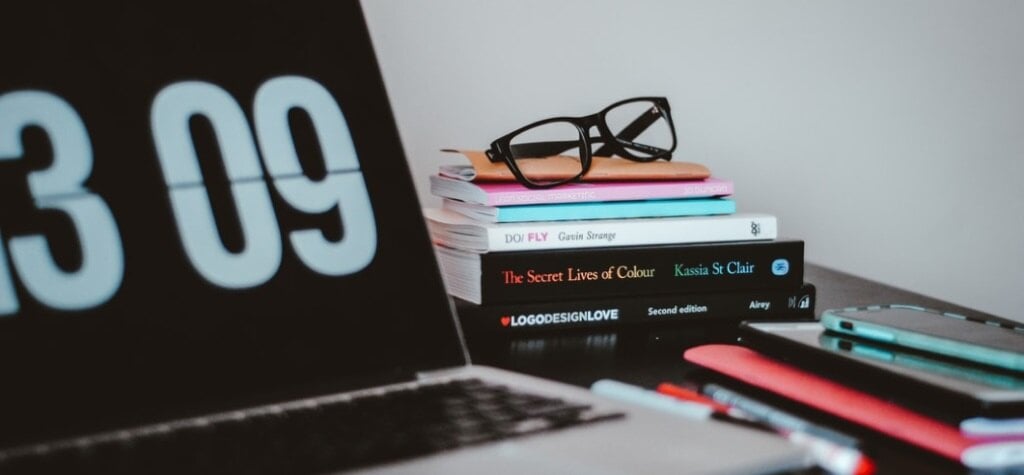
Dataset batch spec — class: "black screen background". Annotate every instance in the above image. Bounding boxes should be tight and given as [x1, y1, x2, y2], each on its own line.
[0, 2, 466, 448]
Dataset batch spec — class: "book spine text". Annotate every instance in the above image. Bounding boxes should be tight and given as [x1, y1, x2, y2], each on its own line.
[479, 240, 804, 304]
[482, 215, 776, 252]
[457, 284, 815, 333]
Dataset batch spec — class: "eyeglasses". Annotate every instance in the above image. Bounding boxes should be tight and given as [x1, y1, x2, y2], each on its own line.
[485, 97, 677, 188]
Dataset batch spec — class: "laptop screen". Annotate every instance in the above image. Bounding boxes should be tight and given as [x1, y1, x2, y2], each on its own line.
[0, 2, 465, 449]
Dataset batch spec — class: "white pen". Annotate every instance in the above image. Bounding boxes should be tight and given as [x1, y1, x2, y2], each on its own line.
[702, 382, 860, 448]
[592, 379, 876, 475]
[700, 383, 875, 475]
[590, 379, 715, 420]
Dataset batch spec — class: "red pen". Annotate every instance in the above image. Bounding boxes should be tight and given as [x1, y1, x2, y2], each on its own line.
[656, 382, 733, 413]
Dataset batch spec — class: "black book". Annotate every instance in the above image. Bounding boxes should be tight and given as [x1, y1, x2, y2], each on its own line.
[435, 239, 804, 305]
[454, 283, 816, 334]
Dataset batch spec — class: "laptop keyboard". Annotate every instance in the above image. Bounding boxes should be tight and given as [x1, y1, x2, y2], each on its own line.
[0, 378, 623, 474]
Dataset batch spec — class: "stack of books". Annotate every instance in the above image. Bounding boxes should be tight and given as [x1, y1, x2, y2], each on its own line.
[423, 170, 815, 334]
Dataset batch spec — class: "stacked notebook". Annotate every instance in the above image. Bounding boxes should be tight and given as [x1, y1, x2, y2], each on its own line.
[681, 306, 1024, 472]
[423, 154, 816, 334]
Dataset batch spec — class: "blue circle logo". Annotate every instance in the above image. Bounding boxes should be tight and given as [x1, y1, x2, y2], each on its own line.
[771, 259, 790, 276]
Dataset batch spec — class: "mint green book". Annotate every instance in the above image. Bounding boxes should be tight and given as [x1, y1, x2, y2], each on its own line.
[441, 197, 736, 223]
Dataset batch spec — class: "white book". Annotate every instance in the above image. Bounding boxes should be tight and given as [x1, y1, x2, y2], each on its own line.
[423, 208, 778, 253]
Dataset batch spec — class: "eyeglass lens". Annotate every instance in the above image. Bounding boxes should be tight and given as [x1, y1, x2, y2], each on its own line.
[507, 120, 585, 186]
[599, 99, 674, 159]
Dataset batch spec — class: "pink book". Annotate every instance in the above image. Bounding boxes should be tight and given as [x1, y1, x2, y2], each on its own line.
[429, 174, 733, 207]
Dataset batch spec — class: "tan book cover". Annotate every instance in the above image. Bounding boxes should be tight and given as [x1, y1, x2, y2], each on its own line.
[441, 149, 711, 182]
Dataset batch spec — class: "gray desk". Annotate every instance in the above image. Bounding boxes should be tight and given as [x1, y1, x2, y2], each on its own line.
[465, 263, 1000, 474]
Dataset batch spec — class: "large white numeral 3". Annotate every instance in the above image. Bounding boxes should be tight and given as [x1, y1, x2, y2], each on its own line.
[0, 91, 125, 315]
[151, 76, 377, 289]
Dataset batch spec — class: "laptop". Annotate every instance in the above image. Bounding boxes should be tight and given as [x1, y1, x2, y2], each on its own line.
[0, 2, 809, 474]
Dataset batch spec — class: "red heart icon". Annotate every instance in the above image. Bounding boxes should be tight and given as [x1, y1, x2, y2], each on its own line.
[500, 316, 511, 327]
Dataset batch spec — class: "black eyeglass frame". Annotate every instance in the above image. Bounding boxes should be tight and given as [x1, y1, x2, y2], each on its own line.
[484, 97, 677, 188]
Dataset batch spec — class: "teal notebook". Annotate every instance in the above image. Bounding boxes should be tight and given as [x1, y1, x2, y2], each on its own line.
[441, 197, 736, 223]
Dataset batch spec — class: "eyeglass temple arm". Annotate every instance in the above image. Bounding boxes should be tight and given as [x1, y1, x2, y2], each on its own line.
[592, 107, 663, 157]
[506, 140, 583, 158]
[508, 136, 670, 159]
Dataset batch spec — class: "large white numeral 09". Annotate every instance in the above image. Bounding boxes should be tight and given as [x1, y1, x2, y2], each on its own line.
[0, 91, 124, 314]
[151, 82, 283, 289]
[152, 77, 377, 290]
[254, 76, 376, 276]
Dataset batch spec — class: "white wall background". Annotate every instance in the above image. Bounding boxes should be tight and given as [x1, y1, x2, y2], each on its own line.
[362, 0, 1024, 322]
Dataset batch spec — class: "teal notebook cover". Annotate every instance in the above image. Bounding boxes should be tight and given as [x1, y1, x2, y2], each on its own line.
[496, 198, 736, 222]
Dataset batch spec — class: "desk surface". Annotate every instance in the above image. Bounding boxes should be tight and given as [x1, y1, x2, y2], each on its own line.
[465, 263, 1004, 475]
